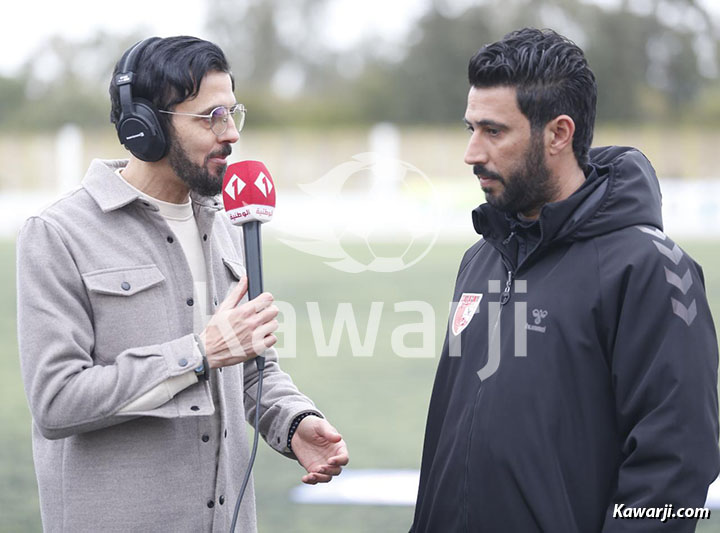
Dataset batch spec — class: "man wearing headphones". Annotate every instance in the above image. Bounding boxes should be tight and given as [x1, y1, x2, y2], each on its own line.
[16, 36, 348, 532]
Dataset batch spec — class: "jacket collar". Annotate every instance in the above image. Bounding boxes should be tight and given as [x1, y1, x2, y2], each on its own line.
[83, 159, 223, 213]
[83, 159, 143, 213]
[471, 164, 609, 269]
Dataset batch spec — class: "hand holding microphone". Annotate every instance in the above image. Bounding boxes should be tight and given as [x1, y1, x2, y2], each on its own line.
[200, 276, 279, 368]
[200, 160, 278, 369]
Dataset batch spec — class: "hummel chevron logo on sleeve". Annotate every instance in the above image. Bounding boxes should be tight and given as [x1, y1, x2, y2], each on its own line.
[664, 267, 693, 295]
[653, 241, 684, 265]
[636, 226, 697, 327]
[671, 298, 697, 326]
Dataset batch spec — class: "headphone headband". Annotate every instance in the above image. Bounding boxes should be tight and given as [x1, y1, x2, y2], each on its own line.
[119, 37, 156, 80]
[117, 38, 156, 114]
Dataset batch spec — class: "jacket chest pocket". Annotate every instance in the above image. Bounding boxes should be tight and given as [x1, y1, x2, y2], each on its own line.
[219, 257, 247, 300]
[82, 265, 169, 361]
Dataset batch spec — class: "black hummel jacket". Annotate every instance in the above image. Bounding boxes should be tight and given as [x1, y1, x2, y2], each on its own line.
[411, 146, 719, 532]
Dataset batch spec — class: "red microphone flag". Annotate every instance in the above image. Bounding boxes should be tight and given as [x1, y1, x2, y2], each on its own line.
[222, 161, 276, 225]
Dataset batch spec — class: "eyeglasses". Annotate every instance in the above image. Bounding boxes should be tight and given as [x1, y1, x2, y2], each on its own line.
[158, 103, 247, 136]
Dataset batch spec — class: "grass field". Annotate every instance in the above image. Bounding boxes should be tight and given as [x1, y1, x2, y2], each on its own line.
[1, 236, 719, 532]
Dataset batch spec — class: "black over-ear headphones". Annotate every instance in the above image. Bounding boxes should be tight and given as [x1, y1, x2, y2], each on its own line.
[115, 37, 168, 162]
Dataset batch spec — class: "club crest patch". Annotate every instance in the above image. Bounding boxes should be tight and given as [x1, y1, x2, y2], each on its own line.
[452, 293, 483, 336]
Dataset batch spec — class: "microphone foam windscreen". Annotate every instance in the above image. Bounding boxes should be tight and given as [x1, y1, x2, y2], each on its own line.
[222, 160, 276, 225]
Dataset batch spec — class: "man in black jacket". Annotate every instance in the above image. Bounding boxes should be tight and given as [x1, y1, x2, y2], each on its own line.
[411, 28, 719, 532]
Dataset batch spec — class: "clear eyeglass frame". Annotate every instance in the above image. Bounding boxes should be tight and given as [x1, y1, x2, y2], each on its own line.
[158, 103, 246, 136]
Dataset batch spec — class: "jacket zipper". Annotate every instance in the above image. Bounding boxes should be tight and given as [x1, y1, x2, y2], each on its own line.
[482, 268, 514, 378]
[500, 269, 514, 306]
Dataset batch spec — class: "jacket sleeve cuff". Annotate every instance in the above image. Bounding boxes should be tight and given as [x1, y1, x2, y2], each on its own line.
[118, 372, 198, 414]
[161, 333, 205, 377]
[118, 334, 213, 418]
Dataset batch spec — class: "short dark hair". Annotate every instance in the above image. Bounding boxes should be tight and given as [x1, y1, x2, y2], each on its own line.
[468, 28, 596, 168]
[109, 36, 234, 133]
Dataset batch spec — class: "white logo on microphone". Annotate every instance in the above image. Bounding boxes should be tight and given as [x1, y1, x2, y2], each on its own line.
[224, 173, 246, 200]
[255, 171, 273, 197]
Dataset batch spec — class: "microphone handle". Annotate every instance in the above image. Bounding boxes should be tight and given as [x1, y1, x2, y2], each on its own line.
[231, 219, 267, 532]
[242, 221, 266, 370]
[242, 221, 264, 299]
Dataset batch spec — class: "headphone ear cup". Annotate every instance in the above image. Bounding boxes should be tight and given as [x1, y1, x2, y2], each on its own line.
[117, 98, 167, 162]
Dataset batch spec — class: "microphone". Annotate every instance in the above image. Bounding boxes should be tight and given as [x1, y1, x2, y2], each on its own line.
[222, 160, 276, 302]
[223, 161, 276, 533]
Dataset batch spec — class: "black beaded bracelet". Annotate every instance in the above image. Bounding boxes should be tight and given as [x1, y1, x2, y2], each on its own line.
[287, 412, 322, 452]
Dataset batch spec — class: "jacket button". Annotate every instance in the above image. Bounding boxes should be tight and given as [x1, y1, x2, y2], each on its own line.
[219, 495, 225, 505]
[213, 297, 218, 306]
[167, 236, 174, 243]
[178, 358, 188, 367]
[224, 429, 228, 438]
[190, 405, 199, 411]
[202, 434, 210, 442]
[121, 282, 131, 291]
[203, 234, 208, 241]
[186, 298, 194, 306]
[207, 500, 214, 508]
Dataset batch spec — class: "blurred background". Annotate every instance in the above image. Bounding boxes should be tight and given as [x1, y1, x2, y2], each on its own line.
[2, 0, 720, 531]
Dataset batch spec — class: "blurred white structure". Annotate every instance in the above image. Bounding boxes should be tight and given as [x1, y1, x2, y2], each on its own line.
[55, 123, 83, 194]
[369, 122, 401, 202]
[290, 469, 419, 506]
[291, 470, 720, 509]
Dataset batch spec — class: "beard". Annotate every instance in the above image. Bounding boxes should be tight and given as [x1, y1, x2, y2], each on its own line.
[475, 131, 557, 216]
[167, 137, 231, 197]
